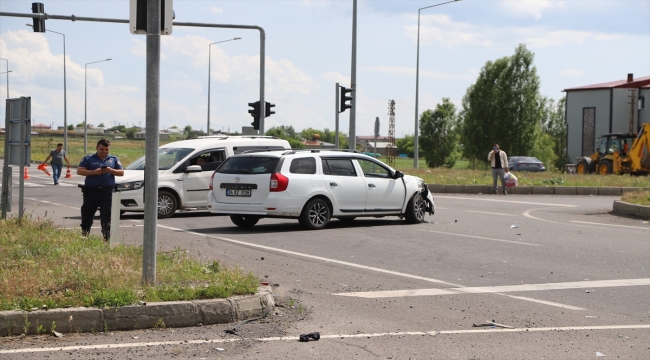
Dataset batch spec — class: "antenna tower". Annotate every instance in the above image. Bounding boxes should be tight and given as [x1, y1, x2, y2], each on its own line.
[387, 100, 396, 166]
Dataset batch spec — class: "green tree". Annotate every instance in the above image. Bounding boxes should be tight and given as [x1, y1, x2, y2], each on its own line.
[460, 44, 544, 165]
[98, 123, 105, 128]
[265, 125, 304, 149]
[125, 127, 138, 140]
[419, 98, 460, 168]
[109, 125, 126, 133]
[67, 124, 74, 131]
[397, 135, 414, 158]
[543, 96, 569, 171]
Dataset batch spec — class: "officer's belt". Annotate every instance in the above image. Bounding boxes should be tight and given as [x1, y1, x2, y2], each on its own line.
[78, 184, 114, 193]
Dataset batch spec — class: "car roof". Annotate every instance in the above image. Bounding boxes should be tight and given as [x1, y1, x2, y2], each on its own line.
[230, 149, 389, 162]
[159, 136, 289, 149]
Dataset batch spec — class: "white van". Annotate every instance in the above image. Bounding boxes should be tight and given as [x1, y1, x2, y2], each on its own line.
[115, 136, 292, 218]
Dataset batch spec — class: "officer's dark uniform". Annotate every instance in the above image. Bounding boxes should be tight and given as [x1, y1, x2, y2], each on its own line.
[79, 153, 123, 240]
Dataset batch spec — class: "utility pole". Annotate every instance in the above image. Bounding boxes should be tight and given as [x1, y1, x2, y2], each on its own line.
[387, 100, 396, 167]
[349, 0, 357, 151]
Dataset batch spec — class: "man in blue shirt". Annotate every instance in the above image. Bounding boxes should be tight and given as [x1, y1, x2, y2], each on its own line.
[77, 139, 124, 240]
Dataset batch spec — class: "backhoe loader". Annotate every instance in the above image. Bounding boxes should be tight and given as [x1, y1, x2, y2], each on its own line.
[576, 123, 650, 175]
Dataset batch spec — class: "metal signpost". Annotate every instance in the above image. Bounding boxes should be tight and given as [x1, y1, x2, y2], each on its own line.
[1, 97, 31, 220]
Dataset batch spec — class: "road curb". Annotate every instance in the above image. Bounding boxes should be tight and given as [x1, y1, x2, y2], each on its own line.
[612, 200, 650, 219]
[0, 285, 274, 336]
[428, 184, 648, 196]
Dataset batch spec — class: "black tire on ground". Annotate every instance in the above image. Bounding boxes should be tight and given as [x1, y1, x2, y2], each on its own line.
[598, 159, 613, 175]
[230, 215, 260, 228]
[576, 159, 593, 175]
[157, 190, 178, 219]
[299, 198, 330, 230]
[404, 193, 426, 224]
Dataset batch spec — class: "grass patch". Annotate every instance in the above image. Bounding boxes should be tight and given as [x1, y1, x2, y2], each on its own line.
[0, 217, 259, 311]
[621, 190, 650, 206]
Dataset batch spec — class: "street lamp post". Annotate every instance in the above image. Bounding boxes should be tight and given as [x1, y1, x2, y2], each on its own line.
[26, 24, 68, 153]
[84, 58, 112, 154]
[207, 37, 241, 136]
[414, 0, 460, 168]
[0, 58, 9, 99]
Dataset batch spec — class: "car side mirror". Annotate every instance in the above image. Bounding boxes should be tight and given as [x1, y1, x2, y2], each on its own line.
[186, 165, 202, 173]
[393, 170, 404, 179]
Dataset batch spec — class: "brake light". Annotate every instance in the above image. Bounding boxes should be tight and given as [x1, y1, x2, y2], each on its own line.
[209, 171, 216, 191]
[270, 173, 289, 192]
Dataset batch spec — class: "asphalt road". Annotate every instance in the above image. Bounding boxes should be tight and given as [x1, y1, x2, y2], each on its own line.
[1, 164, 649, 359]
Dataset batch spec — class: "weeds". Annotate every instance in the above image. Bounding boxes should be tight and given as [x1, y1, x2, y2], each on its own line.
[154, 318, 166, 329]
[621, 190, 650, 206]
[0, 217, 259, 311]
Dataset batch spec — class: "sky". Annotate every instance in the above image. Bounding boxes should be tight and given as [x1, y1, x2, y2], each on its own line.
[0, 0, 648, 139]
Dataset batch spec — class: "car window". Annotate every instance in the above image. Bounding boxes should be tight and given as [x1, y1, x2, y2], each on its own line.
[290, 157, 316, 174]
[356, 158, 391, 178]
[217, 157, 279, 174]
[321, 159, 357, 177]
[126, 148, 194, 170]
[192, 150, 226, 171]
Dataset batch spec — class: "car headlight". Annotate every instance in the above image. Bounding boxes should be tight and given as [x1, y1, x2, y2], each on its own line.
[116, 181, 144, 191]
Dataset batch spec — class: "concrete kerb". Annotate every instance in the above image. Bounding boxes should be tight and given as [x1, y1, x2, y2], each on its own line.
[0, 285, 274, 336]
[613, 200, 650, 219]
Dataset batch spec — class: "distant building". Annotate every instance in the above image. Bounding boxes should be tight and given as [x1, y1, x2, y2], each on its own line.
[32, 123, 51, 130]
[564, 73, 650, 162]
[134, 129, 170, 140]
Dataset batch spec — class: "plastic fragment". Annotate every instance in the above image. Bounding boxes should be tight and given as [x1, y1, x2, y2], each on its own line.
[595, 352, 607, 357]
[510, 224, 519, 228]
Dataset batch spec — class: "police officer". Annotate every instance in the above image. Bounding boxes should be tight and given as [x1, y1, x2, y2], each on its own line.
[77, 139, 124, 240]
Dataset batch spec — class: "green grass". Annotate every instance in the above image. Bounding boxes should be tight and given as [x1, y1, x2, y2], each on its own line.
[0, 216, 259, 311]
[621, 190, 650, 206]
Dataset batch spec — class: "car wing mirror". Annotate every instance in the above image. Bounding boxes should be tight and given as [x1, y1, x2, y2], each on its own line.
[186, 165, 202, 173]
[393, 170, 404, 179]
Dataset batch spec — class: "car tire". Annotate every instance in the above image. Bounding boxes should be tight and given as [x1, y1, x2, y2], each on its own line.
[300, 198, 330, 230]
[598, 159, 613, 175]
[157, 190, 178, 219]
[404, 193, 425, 224]
[230, 215, 260, 228]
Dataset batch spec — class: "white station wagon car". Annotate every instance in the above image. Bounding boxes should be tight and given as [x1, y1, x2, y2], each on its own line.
[207, 149, 435, 229]
[115, 136, 291, 218]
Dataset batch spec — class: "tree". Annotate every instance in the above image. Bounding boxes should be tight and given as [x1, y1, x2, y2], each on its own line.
[109, 125, 126, 133]
[98, 123, 105, 128]
[543, 96, 569, 171]
[265, 125, 304, 149]
[460, 44, 544, 165]
[397, 135, 414, 158]
[419, 98, 460, 168]
[67, 124, 74, 131]
[125, 127, 138, 140]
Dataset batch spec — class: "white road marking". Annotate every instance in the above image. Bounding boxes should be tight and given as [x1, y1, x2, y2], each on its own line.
[570, 220, 650, 230]
[333, 278, 650, 298]
[466, 210, 517, 216]
[419, 229, 541, 247]
[434, 195, 578, 207]
[25, 197, 79, 211]
[524, 208, 648, 233]
[502, 294, 587, 310]
[2, 325, 649, 354]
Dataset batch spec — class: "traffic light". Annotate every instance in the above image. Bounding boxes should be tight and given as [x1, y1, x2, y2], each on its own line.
[129, 0, 174, 35]
[339, 86, 353, 113]
[265, 102, 275, 117]
[248, 101, 260, 130]
[31, 2, 45, 33]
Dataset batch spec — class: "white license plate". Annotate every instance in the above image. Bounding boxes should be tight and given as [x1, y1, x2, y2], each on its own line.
[226, 189, 251, 197]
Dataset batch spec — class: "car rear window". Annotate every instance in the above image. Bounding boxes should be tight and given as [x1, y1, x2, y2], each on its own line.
[217, 157, 279, 174]
[290, 158, 316, 174]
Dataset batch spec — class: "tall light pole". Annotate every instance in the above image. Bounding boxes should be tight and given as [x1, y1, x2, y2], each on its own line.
[85, 58, 112, 154]
[207, 37, 241, 136]
[0, 58, 9, 99]
[414, 0, 461, 168]
[27, 24, 69, 153]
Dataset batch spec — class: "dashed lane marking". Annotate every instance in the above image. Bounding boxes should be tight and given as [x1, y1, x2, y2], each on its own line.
[419, 229, 541, 246]
[2, 325, 649, 354]
[333, 278, 650, 298]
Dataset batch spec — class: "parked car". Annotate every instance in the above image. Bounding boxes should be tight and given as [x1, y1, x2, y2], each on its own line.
[508, 156, 546, 172]
[207, 149, 435, 230]
[115, 136, 292, 218]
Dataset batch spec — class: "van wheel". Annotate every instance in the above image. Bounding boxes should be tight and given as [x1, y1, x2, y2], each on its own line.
[300, 198, 330, 230]
[157, 191, 177, 219]
[230, 215, 260, 228]
[404, 193, 425, 224]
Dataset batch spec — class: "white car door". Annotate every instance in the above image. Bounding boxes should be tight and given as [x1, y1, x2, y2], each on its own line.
[355, 158, 405, 212]
[182, 150, 226, 207]
[320, 158, 366, 213]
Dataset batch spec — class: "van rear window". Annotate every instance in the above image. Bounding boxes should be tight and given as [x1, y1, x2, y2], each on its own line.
[217, 157, 279, 174]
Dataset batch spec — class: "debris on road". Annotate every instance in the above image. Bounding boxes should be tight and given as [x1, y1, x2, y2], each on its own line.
[52, 331, 63, 338]
[472, 320, 514, 329]
[595, 352, 607, 357]
[225, 307, 273, 336]
[510, 224, 519, 228]
[299, 332, 320, 342]
[585, 316, 598, 319]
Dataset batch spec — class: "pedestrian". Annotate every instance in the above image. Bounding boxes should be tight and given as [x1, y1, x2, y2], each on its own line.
[41, 143, 71, 185]
[487, 143, 509, 195]
[77, 139, 124, 240]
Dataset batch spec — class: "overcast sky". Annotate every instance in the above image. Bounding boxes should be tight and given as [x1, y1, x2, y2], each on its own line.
[0, 0, 648, 138]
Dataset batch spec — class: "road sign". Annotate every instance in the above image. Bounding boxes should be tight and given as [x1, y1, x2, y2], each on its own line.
[5, 97, 31, 166]
[374, 117, 380, 137]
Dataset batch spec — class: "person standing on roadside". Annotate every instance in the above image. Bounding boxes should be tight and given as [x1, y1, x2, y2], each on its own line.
[487, 143, 508, 195]
[41, 143, 71, 185]
[77, 139, 124, 240]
